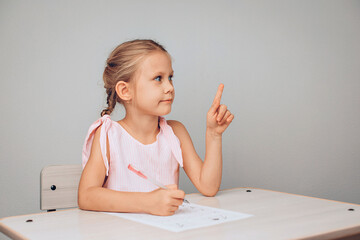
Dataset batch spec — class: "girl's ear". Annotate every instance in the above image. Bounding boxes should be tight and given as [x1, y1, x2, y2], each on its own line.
[115, 81, 132, 101]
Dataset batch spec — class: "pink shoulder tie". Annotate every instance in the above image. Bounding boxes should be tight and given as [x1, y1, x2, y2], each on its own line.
[82, 114, 112, 175]
[159, 117, 183, 167]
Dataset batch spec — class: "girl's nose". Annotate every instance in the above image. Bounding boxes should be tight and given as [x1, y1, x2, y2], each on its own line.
[164, 79, 174, 93]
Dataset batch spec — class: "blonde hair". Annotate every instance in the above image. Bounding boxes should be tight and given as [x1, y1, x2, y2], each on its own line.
[101, 39, 168, 116]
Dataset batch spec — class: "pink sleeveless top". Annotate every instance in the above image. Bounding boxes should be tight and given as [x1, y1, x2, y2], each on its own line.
[82, 115, 183, 192]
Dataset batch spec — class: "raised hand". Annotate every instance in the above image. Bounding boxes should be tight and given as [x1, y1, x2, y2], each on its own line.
[207, 84, 234, 136]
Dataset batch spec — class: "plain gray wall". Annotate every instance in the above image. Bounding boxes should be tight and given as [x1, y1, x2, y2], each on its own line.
[1, 0, 359, 229]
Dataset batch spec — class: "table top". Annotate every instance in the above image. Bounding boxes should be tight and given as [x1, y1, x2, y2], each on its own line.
[1, 188, 360, 240]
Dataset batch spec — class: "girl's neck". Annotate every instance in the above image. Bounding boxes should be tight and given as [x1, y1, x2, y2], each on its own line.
[118, 113, 160, 145]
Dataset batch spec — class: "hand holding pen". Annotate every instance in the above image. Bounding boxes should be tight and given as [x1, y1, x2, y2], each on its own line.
[128, 164, 188, 216]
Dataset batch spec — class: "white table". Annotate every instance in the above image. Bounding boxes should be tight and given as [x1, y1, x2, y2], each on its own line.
[1, 188, 360, 239]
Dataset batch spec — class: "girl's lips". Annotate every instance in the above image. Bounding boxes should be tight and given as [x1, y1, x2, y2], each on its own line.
[161, 99, 172, 103]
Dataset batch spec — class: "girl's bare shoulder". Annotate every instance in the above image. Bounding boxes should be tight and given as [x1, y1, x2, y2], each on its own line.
[167, 120, 189, 137]
[167, 119, 184, 129]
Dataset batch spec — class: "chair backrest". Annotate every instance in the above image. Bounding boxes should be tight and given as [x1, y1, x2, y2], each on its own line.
[40, 165, 82, 211]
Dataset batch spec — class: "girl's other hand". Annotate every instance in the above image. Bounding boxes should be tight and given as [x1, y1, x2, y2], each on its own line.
[207, 84, 234, 136]
[147, 184, 185, 216]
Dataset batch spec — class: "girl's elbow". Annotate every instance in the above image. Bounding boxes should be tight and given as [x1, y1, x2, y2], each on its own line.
[78, 195, 85, 210]
[202, 191, 218, 197]
[200, 187, 219, 197]
[78, 189, 90, 210]
[78, 197, 86, 210]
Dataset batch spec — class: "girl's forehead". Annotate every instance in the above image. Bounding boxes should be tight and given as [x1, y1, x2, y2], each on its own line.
[140, 51, 173, 73]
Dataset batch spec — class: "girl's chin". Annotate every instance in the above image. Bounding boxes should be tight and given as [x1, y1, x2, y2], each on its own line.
[161, 110, 172, 116]
[160, 107, 172, 116]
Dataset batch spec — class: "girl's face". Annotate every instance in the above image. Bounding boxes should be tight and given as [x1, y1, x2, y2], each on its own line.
[132, 51, 175, 117]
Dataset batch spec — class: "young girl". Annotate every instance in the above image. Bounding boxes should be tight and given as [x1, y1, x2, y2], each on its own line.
[78, 39, 234, 216]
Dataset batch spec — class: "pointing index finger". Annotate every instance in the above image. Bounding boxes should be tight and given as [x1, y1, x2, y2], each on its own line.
[212, 83, 224, 107]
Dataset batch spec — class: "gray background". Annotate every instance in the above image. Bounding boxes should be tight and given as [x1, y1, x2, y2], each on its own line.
[1, 0, 359, 235]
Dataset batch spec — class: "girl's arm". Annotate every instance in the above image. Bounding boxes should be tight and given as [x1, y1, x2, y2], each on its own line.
[78, 127, 185, 216]
[169, 84, 233, 197]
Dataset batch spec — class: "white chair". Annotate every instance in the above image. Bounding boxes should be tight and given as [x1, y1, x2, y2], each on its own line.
[40, 165, 82, 212]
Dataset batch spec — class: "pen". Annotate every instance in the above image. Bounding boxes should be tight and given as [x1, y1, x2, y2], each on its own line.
[128, 164, 190, 204]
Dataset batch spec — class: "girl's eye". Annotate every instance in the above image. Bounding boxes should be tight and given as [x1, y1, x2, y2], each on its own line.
[155, 76, 162, 82]
[169, 75, 173, 81]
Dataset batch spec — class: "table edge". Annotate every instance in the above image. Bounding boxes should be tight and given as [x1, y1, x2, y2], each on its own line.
[0, 222, 29, 240]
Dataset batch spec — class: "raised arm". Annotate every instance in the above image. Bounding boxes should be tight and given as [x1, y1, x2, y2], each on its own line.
[169, 83, 234, 197]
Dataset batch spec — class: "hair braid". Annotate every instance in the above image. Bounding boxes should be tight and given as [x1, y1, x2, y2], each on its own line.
[101, 88, 117, 117]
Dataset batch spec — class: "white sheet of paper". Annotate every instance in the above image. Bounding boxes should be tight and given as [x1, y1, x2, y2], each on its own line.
[105, 203, 253, 232]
